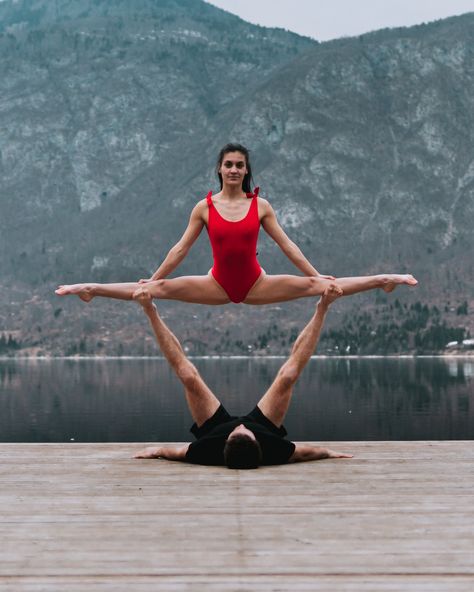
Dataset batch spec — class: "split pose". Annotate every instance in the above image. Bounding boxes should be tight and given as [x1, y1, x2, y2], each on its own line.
[56, 143, 417, 305]
[133, 284, 352, 468]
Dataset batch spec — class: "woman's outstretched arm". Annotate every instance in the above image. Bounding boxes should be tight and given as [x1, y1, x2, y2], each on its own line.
[260, 200, 334, 279]
[140, 201, 206, 282]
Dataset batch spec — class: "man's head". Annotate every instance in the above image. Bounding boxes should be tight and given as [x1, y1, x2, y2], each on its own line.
[223, 424, 262, 469]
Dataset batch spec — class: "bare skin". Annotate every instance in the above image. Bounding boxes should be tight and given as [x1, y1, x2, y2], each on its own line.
[55, 150, 418, 305]
[55, 272, 417, 304]
[132, 284, 353, 464]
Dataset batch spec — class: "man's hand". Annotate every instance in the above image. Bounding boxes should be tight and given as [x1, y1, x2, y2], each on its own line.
[138, 278, 154, 284]
[134, 445, 189, 461]
[319, 283, 344, 308]
[133, 286, 156, 312]
[326, 448, 353, 459]
[289, 443, 353, 462]
[133, 446, 163, 459]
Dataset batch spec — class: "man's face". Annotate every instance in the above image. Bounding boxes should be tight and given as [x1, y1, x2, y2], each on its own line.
[227, 423, 256, 442]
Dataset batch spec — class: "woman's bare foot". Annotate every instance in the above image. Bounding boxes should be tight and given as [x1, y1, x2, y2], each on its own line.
[55, 284, 96, 302]
[382, 274, 418, 293]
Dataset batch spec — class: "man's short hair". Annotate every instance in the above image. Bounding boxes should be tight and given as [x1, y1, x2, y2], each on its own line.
[223, 434, 263, 469]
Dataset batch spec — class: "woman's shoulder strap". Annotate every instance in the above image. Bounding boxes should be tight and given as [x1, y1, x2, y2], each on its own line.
[247, 186, 260, 199]
[205, 190, 213, 206]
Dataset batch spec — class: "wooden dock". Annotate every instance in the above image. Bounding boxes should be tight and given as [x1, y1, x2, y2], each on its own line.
[1, 441, 474, 591]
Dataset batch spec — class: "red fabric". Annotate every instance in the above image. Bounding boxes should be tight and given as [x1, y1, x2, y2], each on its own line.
[206, 188, 261, 303]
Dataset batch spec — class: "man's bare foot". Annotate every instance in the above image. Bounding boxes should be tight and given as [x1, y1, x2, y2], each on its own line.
[382, 274, 418, 293]
[320, 283, 344, 306]
[134, 446, 162, 459]
[55, 284, 95, 302]
[133, 286, 156, 311]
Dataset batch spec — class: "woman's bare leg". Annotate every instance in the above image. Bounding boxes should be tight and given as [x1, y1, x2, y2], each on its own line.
[55, 274, 231, 305]
[336, 274, 417, 295]
[243, 272, 417, 305]
[55, 282, 138, 302]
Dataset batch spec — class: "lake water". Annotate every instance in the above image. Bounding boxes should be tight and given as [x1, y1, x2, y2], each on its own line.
[1, 357, 473, 443]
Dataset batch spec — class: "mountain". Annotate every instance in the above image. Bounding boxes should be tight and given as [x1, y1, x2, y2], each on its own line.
[0, 0, 472, 355]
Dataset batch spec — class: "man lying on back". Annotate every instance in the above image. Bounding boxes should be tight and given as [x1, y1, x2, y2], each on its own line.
[133, 285, 352, 468]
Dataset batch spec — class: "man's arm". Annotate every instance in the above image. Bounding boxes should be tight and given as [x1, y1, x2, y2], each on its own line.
[134, 445, 189, 461]
[288, 443, 353, 463]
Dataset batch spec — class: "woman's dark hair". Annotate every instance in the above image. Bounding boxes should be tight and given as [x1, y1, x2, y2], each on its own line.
[216, 143, 254, 193]
[223, 434, 263, 469]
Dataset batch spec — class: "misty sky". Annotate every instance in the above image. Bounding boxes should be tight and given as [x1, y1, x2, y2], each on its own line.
[207, 0, 474, 41]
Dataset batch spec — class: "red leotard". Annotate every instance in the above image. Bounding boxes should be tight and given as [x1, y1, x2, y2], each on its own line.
[206, 187, 262, 303]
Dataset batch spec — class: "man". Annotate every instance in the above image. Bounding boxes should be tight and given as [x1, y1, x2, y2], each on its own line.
[133, 284, 352, 468]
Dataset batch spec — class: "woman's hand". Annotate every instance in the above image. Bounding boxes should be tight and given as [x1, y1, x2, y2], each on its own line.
[317, 273, 336, 281]
[138, 278, 154, 284]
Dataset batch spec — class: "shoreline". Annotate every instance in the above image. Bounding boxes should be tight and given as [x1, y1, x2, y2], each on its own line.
[1, 353, 474, 361]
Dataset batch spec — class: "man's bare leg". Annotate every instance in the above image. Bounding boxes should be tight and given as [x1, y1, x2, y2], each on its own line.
[133, 287, 220, 425]
[133, 287, 221, 459]
[257, 284, 343, 427]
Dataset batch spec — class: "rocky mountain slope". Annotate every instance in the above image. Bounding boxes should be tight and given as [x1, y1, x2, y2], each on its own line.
[0, 0, 472, 355]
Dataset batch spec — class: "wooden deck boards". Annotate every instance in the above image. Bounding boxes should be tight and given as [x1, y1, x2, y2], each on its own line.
[1, 441, 473, 591]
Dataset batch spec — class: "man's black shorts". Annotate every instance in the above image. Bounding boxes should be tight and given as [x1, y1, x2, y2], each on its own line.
[186, 404, 295, 466]
[190, 404, 288, 439]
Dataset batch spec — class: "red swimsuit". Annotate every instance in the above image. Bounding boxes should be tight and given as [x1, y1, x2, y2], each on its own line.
[206, 187, 262, 303]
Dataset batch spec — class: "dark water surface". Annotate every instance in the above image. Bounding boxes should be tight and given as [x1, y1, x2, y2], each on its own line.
[1, 357, 473, 442]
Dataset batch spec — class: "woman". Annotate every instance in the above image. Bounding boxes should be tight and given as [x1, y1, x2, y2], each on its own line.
[56, 143, 417, 304]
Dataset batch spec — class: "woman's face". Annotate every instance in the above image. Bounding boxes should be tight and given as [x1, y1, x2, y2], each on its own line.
[219, 151, 248, 188]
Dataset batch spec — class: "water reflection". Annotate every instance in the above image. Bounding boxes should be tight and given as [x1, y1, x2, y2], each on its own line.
[0, 357, 473, 442]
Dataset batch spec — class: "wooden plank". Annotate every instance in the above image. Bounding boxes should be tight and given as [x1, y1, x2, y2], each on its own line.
[1, 442, 474, 590]
[1, 575, 474, 592]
